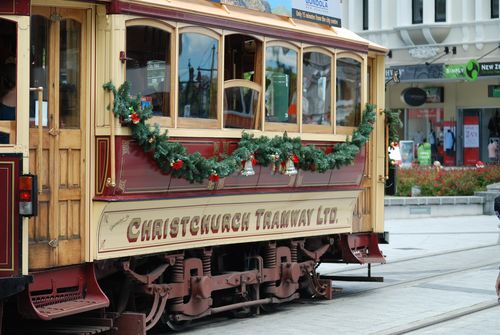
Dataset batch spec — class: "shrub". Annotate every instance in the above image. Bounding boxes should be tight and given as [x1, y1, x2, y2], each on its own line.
[395, 165, 500, 196]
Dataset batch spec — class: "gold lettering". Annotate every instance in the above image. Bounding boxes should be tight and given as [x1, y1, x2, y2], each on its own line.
[232, 213, 241, 231]
[241, 213, 250, 231]
[170, 217, 179, 238]
[271, 211, 280, 229]
[222, 214, 231, 232]
[127, 218, 141, 242]
[180, 216, 190, 237]
[152, 219, 163, 240]
[306, 209, 314, 226]
[316, 206, 323, 225]
[280, 210, 290, 228]
[211, 214, 221, 233]
[255, 209, 265, 230]
[329, 207, 338, 224]
[190, 216, 200, 235]
[290, 210, 300, 227]
[299, 210, 307, 226]
[263, 211, 272, 229]
[201, 215, 210, 235]
[141, 220, 152, 241]
[163, 218, 169, 239]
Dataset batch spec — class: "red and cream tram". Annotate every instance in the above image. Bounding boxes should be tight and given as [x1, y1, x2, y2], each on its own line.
[0, 1, 387, 333]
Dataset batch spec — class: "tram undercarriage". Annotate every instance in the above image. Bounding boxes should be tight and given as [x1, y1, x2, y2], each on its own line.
[94, 234, 383, 332]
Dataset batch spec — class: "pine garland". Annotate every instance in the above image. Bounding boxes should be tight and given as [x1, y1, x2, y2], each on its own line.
[103, 81, 376, 184]
[384, 109, 403, 146]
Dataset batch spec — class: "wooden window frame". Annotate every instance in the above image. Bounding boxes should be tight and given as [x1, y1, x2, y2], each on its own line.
[125, 19, 175, 129]
[302, 47, 334, 135]
[335, 52, 366, 136]
[263, 39, 300, 133]
[176, 26, 222, 130]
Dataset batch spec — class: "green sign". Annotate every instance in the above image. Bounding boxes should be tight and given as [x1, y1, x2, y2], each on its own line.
[443, 64, 465, 79]
[465, 59, 480, 81]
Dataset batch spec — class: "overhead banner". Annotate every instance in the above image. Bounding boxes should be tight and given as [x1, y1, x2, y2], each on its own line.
[212, 0, 342, 27]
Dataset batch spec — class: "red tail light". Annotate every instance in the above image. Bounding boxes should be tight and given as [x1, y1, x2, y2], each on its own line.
[19, 175, 38, 217]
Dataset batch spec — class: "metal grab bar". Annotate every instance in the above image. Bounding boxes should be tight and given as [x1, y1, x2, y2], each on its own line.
[106, 91, 116, 187]
[30, 87, 44, 194]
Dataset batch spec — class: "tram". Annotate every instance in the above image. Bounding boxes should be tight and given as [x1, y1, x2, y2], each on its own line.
[0, 0, 387, 333]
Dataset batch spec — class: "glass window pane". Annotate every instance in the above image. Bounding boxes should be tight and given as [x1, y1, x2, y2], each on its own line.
[303, 52, 331, 126]
[0, 19, 17, 144]
[435, 0, 446, 22]
[336, 58, 361, 127]
[265, 46, 297, 124]
[29, 15, 49, 129]
[413, 0, 423, 24]
[493, 0, 499, 18]
[59, 19, 81, 129]
[126, 26, 171, 117]
[178, 32, 218, 119]
[224, 87, 259, 129]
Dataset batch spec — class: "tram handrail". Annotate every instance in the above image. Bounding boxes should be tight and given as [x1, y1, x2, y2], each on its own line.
[107, 90, 116, 187]
[30, 87, 44, 194]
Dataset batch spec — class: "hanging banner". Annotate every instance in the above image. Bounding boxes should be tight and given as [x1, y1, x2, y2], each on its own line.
[212, 0, 342, 27]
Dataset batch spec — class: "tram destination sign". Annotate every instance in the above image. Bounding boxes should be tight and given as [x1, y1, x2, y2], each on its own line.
[211, 0, 342, 27]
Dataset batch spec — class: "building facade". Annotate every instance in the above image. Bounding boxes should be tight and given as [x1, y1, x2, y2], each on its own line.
[343, 0, 500, 166]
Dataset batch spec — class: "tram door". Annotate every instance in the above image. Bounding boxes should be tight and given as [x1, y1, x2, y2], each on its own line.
[28, 7, 87, 269]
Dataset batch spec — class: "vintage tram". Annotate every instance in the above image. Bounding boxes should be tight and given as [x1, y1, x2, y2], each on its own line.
[0, 0, 387, 333]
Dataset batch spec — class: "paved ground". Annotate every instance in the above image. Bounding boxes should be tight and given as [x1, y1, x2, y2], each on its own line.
[170, 214, 500, 335]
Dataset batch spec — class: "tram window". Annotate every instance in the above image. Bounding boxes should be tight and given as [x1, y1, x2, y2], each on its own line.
[29, 15, 49, 129]
[178, 32, 218, 119]
[126, 26, 171, 117]
[59, 19, 81, 129]
[303, 52, 331, 126]
[0, 19, 17, 144]
[265, 46, 297, 124]
[223, 34, 262, 129]
[336, 58, 361, 127]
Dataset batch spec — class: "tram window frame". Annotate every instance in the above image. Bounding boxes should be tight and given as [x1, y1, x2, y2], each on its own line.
[302, 47, 334, 135]
[335, 53, 365, 135]
[223, 32, 264, 130]
[264, 40, 300, 133]
[0, 18, 18, 145]
[177, 26, 222, 130]
[125, 19, 174, 129]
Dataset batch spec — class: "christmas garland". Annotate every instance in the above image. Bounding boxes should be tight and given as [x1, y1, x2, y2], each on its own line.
[384, 109, 403, 146]
[103, 81, 376, 185]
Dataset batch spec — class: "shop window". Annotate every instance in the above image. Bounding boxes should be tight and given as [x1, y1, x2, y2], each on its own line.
[126, 25, 171, 117]
[492, 0, 499, 18]
[178, 31, 218, 120]
[223, 34, 262, 129]
[412, 0, 423, 24]
[336, 58, 361, 127]
[265, 45, 298, 124]
[303, 51, 331, 126]
[1, 19, 17, 144]
[435, 0, 446, 22]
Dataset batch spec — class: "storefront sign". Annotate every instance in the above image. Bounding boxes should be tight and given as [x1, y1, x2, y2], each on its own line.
[212, 0, 342, 27]
[463, 115, 480, 165]
[401, 87, 427, 106]
[465, 59, 480, 81]
[488, 85, 500, 98]
[385, 64, 444, 82]
[443, 64, 465, 79]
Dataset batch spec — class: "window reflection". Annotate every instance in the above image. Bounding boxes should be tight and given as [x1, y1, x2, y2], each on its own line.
[126, 26, 170, 117]
[224, 86, 259, 129]
[336, 58, 361, 127]
[265, 46, 297, 124]
[29, 15, 49, 129]
[303, 52, 331, 125]
[59, 19, 81, 128]
[178, 32, 218, 119]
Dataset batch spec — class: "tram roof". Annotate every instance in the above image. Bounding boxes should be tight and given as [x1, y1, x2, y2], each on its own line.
[107, 0, 387, 54]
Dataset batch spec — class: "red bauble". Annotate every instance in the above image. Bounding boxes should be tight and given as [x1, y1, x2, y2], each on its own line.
[171, 159, 184, 170]
[130, 112, 140, 124]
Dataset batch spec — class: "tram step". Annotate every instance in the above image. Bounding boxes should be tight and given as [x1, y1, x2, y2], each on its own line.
[18, 264, 109, 320]
[339, 233, 386, 264]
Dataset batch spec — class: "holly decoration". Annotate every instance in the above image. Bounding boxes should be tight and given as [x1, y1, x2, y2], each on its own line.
[103, 81, 376, 184]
